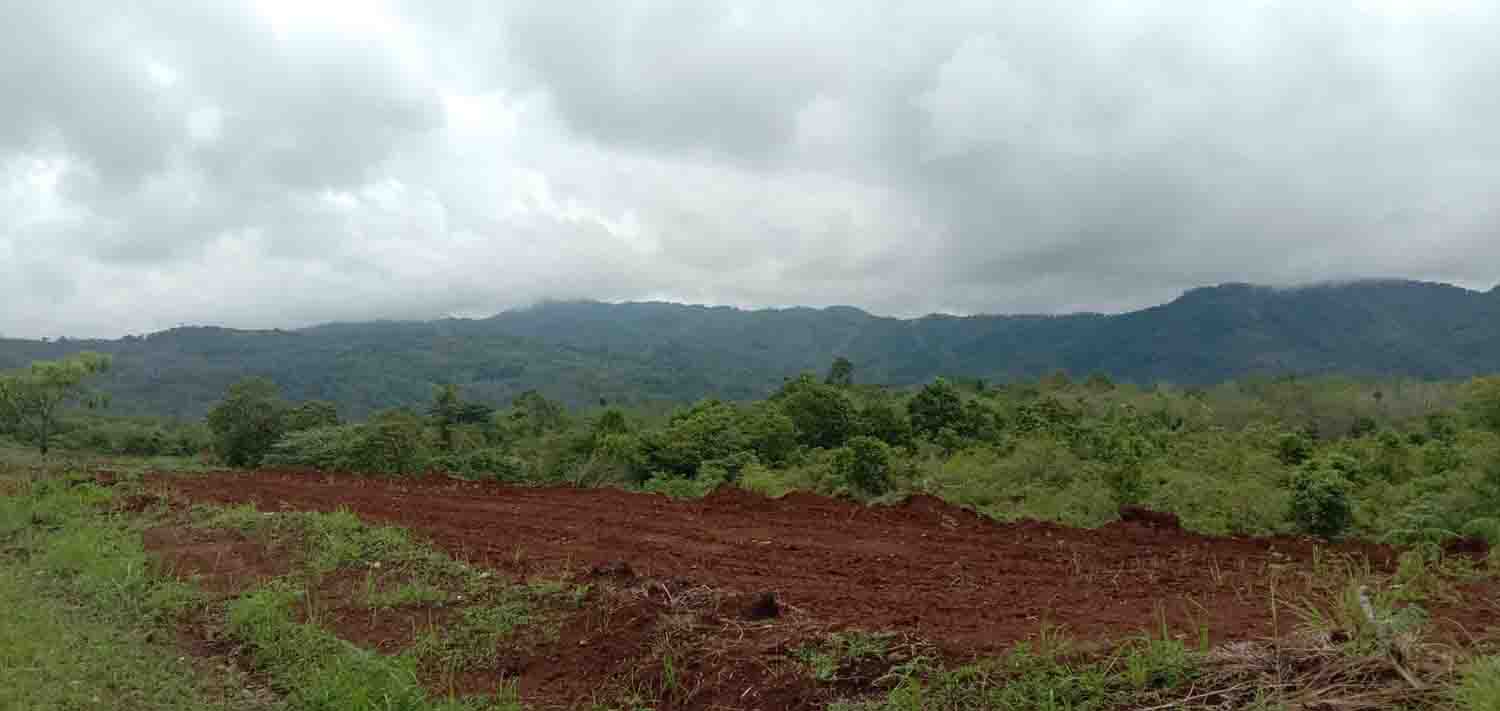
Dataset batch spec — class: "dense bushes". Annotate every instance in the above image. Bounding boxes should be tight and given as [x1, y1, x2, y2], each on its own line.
[167, 369, 1500, 546]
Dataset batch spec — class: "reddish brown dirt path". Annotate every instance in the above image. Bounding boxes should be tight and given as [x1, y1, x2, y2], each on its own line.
[152, 470, 1497, 654]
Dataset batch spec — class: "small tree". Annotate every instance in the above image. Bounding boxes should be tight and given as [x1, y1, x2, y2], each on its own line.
[833, 436, 893, 495]
[429, 384, 463, 450]
[283, 400, 339, 432]
[775, 374, 856, 450]
[908, 378, 964, 441]
[825, 356, 854, 387]
[1465, 376, 1500, 433]
[1289, 465, 1353, 538]
[0, 352, 111, 455]
[206, 377, 288, 467]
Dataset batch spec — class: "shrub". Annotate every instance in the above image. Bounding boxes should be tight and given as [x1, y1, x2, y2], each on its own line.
[1288, 465, 1353, 538]
[206, 377, 289, 467]
[430, 448, 527, 481]
[832, 436, 893, 496]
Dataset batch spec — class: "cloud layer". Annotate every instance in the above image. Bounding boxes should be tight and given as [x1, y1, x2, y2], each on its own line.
[4, 1, 1498, 338]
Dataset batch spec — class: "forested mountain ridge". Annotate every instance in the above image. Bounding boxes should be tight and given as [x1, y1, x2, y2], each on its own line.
[3, 279, 1498, 417]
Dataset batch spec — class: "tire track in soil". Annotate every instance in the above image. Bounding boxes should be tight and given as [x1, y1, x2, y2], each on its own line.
[152, 470, 1497, 654]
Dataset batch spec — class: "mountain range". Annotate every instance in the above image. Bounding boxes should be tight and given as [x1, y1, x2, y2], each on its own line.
[3, 279, 1498, 418]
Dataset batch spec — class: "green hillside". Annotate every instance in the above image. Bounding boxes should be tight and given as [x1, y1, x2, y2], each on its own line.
[3, 279, 1498, 417]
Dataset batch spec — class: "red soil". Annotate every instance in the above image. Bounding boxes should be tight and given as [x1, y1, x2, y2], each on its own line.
[149, 470, 1500, 658]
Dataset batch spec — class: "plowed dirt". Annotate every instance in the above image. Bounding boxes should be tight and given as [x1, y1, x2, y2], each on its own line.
[150, 470, 1500, 657]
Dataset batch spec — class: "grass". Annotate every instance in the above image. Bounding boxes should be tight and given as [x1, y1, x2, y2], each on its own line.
[8, 446, 1499, 711]
[0, 476, 266, 711]
[0, 464, 537, 711]
[796, 630, 902, 683]
[225, 585, 522, 711]
[826, 634, 1198, 711]
[1455, 656, 1500, 710]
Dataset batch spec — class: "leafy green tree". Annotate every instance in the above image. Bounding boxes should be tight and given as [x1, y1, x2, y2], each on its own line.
[640, 399, 748, 478]
[908, 378, 964, 440]
[857, 398, 913, 449]
[740, 402, 798, 466]
[833, 436, 893, 495]
[775, 374, 855, 450]
[825, 356, 854, 387]
[1288, 463, 1353, 538]
[365, 408, 431, 476]
[206, 377, 288, 467]
[0, 352, 111, 455]
[283, 400, 339, 432]
[593, 408, 630, 439]
[503, 390, 567, 438]
[1465, 376, 1500, 433]
[429, 384, 463, 450]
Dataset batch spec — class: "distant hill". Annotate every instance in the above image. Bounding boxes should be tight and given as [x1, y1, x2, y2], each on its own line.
[3, 279, 1498, 418]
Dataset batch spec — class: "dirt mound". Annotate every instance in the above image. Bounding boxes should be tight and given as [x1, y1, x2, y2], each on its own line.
[150, 470, 1500, 656]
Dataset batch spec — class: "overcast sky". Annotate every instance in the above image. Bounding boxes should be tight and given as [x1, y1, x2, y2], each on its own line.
[4, 1, 1498, 338]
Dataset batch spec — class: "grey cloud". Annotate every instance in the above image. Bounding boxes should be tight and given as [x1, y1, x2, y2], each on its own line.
[2, 1, 1499, 338]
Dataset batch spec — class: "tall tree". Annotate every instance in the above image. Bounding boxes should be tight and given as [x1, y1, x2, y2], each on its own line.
[825, 356, 855, 387]
[429, 384, 463, 450]
[206, 377, 288, 467]
[0, 352, 111, 455]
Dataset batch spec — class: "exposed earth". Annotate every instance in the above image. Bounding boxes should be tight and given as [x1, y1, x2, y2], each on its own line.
[144, 470, 1500, 709]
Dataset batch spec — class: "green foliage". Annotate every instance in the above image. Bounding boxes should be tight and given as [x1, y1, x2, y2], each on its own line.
[1289, 461, 1354, 538]
[826, 356, 855, 386]
[1455, 656, 1500, 711]
[833, 436, 894, 495]
[1465, 376, 1500, 433]
[265, 410, 433, 477]
[776, 374, 857, 450]
[284, 400, 340, 432]
[207, 377, 289, 467]
[908, 378, 964, 441]
[0, 352, 112, 454]
[430, 447, 527, 481]
[0, 478, 253, 711]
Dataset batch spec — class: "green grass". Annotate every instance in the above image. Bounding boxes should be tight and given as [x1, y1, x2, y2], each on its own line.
[0, 476, 263, 711]
[226, 585, 522, 711]
[0, 563, 256, 711]
[828, 634, 1199, 711]
[1, 468, 532, 711]
[795, 630, 901, 682]
[1455, 656, 1500, 711]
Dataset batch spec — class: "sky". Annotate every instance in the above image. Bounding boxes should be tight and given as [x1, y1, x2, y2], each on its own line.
[3, 1, 1499, 339]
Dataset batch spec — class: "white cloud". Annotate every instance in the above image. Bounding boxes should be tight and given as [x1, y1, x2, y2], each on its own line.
[2, 1, 1498, 338]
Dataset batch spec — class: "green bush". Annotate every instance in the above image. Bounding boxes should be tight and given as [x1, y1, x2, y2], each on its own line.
[833, 436, 893, 495]
[1288, 464, 1353, 538]
[430, 448, 527, 481]
[264, 414, 431, 476]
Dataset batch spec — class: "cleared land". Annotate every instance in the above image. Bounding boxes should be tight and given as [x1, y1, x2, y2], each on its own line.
[150, 470, 1499, 661]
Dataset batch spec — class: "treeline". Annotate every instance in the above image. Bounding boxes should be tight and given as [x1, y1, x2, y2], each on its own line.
[6, 352, 1500, 547]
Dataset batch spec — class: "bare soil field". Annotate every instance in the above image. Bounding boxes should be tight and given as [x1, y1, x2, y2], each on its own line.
[149, 470, 1499, 655]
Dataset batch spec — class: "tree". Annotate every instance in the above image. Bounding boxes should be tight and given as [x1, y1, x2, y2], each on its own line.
[0, 352, 111, 455]
[775, 374, 856, 450]
[825, 356, 854, 387]
[206, 377, 288, 467]
[504, 390, 567, 437]
[833, 436, 893, 495]
[1288, 464, 1353, 538]
[1464, 376, 1500, 433]
[283, 400, 339, 432]
[908, 378, 964, 440]
[429, 384, 463, 450]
